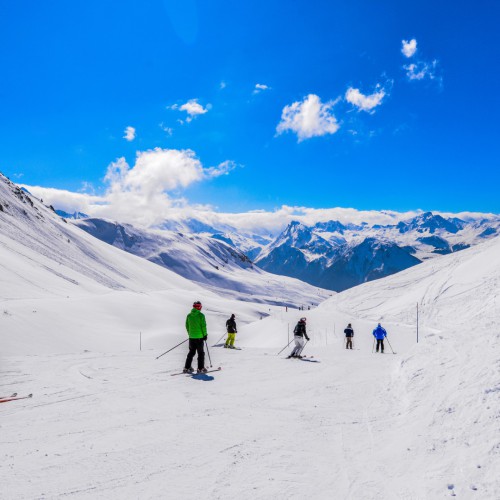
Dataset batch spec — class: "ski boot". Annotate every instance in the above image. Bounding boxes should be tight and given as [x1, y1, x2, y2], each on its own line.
[183, 367, 194, 374]
[197, 368, 208, 374]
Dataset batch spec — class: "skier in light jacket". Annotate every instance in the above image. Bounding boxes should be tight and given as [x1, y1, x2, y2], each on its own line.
[372, 323, 387, 353]
[288, 318, 310, 359]
[184, 301, 208, 373]
[225, 314, 238, 349]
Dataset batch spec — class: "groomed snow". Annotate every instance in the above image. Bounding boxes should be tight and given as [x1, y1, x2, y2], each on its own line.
[2, 176, 499, 499]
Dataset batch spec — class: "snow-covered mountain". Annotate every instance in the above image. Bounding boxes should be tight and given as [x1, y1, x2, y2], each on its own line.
[55, 209, 89, 219]
[253, 213, 500, 291]
[0, 174, 329, 318]
[73, 217, 329, 307]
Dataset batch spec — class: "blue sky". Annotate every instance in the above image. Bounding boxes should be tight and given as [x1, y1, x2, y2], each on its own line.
[1, 0, 499, 218]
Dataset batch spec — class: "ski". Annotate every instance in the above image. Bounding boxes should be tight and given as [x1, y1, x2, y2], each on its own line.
[0, 393, 32, 403]
[0, 392, 17, 399]
[191, 367, 222, 375]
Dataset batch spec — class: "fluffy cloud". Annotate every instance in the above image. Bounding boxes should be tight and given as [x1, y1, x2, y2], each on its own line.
[401, 39, 417, 58]
[19, 185, 104, 215]
[123, 126, 136, 142]
[345, 86, 386, 112]
[276, 94, 340, 142]
[170, 99, 210, 123]
[404, 60, 438, 81]
[253, 83, 271, 94]
[24, 148, 236, 227]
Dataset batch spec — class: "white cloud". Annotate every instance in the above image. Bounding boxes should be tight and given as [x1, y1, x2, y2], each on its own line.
[404, 60, 438, 81]
[19, 185, 104, 215]
[123, 126, 136, 142]
[253, 83, 271, 94]
[205, 160, 237, 178]
[170, 99, 210, 123]
[219, 81, 227, 90]
[401, 39, 417, 58]
[345, 86, 386, 112]
[23, 181, 493, 237]
[23, 148, 237, 227]
[159, 123, 173, 136]
[276, 94, 340, 142]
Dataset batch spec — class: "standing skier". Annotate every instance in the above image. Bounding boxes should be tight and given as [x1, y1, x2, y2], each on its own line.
[224, 314, 238, 349]
[184, 301, 208, 373]
[288, 318, 310, 358]
[372, 323, 387, 353]
[344, 323, 354, 349]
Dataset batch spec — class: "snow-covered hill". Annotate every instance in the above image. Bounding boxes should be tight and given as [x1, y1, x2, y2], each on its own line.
[0, 173, 326, 354]
[73, 217, 330, 307]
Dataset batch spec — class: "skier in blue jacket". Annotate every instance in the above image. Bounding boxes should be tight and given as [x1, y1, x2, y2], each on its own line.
[372, 323, 387, 353]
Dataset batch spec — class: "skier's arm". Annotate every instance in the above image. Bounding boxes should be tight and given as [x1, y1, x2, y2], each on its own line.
[201, 314, 207, 338]
[185, 316, 189, 335]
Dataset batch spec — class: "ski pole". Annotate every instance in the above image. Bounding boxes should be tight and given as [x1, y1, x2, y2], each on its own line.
[156, 338, 188, 360]
[213, 332, 226, 346]
[385, 336, 396, 354]
[372, 338, 375, 353]
[277, 338, 295, 356]
[205, 339, 213, 367]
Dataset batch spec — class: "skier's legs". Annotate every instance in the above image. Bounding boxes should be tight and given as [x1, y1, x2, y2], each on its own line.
[376, 339, 384, 353]
[290, 336, 303, 357]
[346, 338, 352, 349]
[296, 337, 306, 356]
[228, 333, 236, 347]
[185, 339, 197, 369]
[195, 339, 205, 369]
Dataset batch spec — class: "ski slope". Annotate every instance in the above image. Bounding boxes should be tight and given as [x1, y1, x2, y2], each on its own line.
[2, 173, 499, 498]
[2, 237, 499, 498]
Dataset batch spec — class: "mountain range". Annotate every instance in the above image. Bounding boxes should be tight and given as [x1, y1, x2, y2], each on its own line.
[0, 173, 329, 311]
[72, 208, 500, 292]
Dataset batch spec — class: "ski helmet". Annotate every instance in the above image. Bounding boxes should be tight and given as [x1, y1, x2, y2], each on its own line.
[300, 317, 306, 322]
[193, 301, 202, 310]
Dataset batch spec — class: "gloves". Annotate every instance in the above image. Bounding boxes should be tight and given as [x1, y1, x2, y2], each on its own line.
[305, 336, 310, 341]
[203, 335, 207, 341]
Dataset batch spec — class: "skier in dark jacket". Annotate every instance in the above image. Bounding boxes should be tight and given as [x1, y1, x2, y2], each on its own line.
[184, 301, 208, 373]
[344, 323, 354, 349]
[224, 314, 237, 349]
[372, 323, 387, 353]
[288, 318, 310, 358]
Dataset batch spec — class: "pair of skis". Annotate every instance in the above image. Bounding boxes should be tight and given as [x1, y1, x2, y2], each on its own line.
[0, 393, 33, 403]
[170, 367, 222, 377]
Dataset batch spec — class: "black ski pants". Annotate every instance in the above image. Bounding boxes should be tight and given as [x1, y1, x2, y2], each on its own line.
[185, 338, 205, 370]
[376, 339, 384, 353]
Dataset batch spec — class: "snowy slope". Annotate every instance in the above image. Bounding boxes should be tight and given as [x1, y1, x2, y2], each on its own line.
[73, 217, 330, 307]
[0, 173, 312, 354]
[2, 172, 499, 499]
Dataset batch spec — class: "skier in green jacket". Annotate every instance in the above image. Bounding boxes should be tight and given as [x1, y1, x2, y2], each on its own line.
[184, 301, 208, 374]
